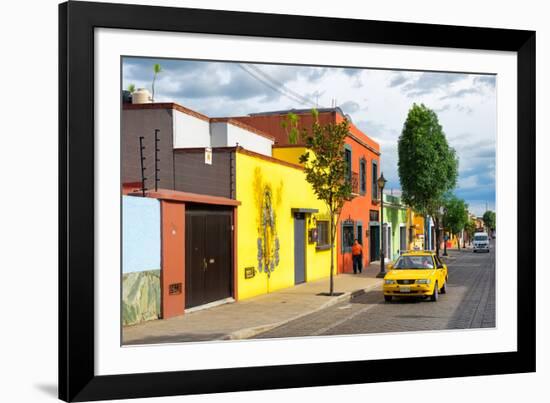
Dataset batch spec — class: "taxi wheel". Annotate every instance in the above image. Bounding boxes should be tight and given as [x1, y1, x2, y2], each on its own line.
[440, 280, 447, 294]
[430, 282, 439, 301]
[384, 295, 392, 302]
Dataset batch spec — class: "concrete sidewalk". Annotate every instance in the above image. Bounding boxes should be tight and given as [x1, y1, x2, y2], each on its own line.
[123, 265, 382, 345]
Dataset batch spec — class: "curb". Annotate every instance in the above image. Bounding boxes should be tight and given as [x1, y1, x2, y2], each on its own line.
[219, 281, 382, 340]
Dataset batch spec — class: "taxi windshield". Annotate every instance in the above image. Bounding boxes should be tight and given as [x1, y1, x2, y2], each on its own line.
[394, 255, 434, 269]
[474, 235, 488, 241]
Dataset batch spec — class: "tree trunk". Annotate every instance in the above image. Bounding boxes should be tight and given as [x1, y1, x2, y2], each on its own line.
[456, 233, 461, 250]
[330, 241, 334, 296]
[434, 216, 441, 257]
[329, 210, 335, 296]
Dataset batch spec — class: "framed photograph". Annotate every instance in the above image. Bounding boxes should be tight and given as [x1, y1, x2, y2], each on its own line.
[59, 1, 535, 401]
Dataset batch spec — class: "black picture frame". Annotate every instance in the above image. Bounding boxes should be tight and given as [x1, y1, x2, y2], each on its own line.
[59, 1, 536, 401]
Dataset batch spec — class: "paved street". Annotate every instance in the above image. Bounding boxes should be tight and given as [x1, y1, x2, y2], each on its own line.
[122, 268, 382, 344]
[252, 246, 495, 339]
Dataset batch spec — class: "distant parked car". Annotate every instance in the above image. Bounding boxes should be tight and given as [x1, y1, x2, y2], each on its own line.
[473, 232, 490, 253]
[382, 250, 448, 302]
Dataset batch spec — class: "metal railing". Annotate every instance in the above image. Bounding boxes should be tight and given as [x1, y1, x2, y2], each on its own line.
[351, 171, 359, 195]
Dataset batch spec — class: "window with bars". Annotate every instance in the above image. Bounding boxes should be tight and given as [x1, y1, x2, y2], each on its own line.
[372, 160, 378, 200]
[342, 222, 354, 253]
[360, 158, 366, 195]
[316, 221, 330, 248]
[345, 147, 352, 183]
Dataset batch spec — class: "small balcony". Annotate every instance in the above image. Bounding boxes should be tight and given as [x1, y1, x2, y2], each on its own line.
[351, 171, 359, 195]
[343, 172, 360, 201]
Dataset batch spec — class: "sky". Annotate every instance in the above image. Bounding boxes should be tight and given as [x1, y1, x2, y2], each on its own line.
[123, 57, 496, 216]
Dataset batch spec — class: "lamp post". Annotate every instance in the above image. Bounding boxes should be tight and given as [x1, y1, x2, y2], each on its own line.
[376, 173, 387, 278]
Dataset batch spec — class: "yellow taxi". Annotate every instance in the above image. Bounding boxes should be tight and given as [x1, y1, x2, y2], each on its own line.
[382, 250, 448, 302]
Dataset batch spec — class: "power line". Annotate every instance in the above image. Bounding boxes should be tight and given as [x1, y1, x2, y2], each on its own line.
[245, 64, 319, 107]
[238, 64, 307, 105]
[238, 64, 321, 108]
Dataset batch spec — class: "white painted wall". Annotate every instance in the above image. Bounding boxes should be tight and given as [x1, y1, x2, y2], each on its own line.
[172, 109, 210, 148]
[226, 123, 273, 156]
[210, 121, 228, 147]
[210, 121, 274, 156]
[174, 115, 273, 156]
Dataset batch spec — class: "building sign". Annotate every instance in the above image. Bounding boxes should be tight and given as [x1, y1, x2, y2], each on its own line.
[244, 267, 256, 279]
[205, 147, 212, 165]
[369, 209, 379, 221]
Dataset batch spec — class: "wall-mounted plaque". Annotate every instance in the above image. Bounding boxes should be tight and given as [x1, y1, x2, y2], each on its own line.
[244, 267, 255, 279]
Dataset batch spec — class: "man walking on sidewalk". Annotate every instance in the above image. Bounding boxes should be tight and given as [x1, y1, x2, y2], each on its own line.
[352, 239, 363, 274]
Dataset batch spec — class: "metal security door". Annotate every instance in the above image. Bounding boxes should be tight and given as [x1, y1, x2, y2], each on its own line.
[185, 213, 206, 308]
[185, 209, 232, 309]
[203, 213, 232, 304]
[294, 213, 306, 284]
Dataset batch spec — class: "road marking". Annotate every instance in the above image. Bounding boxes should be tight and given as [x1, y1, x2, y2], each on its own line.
[311, 303, 378, 336]
[338, 304, 353, 310]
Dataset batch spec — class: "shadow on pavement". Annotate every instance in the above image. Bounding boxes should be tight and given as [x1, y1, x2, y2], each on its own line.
[349, 290, 433, 305]
[348, 290, 385, 305]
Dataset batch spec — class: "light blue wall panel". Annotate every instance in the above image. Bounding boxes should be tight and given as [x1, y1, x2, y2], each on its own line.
[122, 196, 161, 273]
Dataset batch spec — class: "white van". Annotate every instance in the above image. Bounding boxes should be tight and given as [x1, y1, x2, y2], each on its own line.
[473, 232, 490, 253]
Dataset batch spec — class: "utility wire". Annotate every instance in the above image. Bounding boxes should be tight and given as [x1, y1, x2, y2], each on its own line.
[238, 64, 321, 108]
[238, 64, 306, 105]
[245, 64, 319, 107]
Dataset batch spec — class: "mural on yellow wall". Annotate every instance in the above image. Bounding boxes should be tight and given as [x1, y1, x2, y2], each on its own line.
[253, 167, 283, 278]
[236, 151, 335, 300]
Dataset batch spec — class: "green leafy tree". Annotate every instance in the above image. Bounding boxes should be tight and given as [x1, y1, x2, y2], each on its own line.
[464, 218, 476, 246]
[397, 103, 458, 256]
[442, 194, 469, 250]
[127, 83, 136, 93]
[151, 63, 162, 102]
[299, 109, 353, 295]
[280, 112, 300, 144]
[483, 210, 496, 232]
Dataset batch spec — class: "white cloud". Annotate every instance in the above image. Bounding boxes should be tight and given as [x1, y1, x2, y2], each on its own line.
[123, 58, 496, 209]
[458, 175, 479, 190]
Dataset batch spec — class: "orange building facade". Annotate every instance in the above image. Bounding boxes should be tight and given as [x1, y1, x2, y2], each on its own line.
[232, 108, 381, 273]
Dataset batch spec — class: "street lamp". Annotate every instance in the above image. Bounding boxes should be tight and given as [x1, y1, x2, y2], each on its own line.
[376, 173, 387, 278]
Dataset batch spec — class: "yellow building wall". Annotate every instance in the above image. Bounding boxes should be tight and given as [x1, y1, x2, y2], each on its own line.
[409, 211, 425, 250]
[236, 151, 334, 300]
[272, 146, 307, 166]
[446, 233, 460, 248]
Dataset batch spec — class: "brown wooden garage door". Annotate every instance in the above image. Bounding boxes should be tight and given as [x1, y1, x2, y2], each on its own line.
[185, 207, 233, 309]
